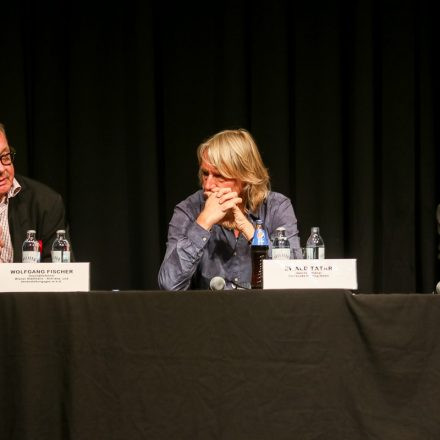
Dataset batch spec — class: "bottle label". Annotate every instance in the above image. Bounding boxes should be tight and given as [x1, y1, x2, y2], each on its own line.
[252, 228, 269, 246]
[51, 251, 71, 263]
[306, 247, 325, 259]
[272, 248, 291, 260]
[22, 251, 41, 263]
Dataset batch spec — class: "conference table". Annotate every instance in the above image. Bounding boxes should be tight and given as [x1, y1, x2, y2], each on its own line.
[0, 290, 439, 439]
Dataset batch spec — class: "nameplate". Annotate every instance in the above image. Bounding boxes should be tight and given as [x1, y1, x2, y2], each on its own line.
[263, 259, 357, 290]
[0, 263, 90, 292]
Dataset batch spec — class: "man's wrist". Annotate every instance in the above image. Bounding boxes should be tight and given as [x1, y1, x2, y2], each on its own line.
[196, 214, 213, 231]
[242, 222, 255, 241]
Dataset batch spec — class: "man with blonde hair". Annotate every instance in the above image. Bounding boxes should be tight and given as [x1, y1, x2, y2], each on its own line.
[0, 123, 72, 262]
[158, 128, 301, 290]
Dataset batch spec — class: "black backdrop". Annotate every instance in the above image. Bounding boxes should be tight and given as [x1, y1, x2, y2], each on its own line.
[1, 0, 438, 292]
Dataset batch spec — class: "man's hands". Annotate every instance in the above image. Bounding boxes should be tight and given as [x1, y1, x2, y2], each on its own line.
[230, 205, 255, 241]
[197, 187, 241, 230]
[196, 188, 255, 240]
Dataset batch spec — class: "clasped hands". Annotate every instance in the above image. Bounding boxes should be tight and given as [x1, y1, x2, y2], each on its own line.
[196, 187, 255, 241]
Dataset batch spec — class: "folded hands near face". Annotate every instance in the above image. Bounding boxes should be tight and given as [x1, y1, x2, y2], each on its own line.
[198, 187, 254, 240]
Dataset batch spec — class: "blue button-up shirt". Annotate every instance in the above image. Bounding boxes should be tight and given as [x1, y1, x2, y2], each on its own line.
[158, 190, 301, 290]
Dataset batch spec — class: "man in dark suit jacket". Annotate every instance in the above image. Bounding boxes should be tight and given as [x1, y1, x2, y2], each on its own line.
[0, 123, 72, 262]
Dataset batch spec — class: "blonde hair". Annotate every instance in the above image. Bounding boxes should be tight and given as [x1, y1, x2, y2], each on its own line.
[197, 129, 270, 212]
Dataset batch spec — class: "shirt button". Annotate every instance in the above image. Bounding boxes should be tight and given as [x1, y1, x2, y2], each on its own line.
[202, 237, 207, 242]
[233, 251, 237, 256]
[234, 277, 239, 282]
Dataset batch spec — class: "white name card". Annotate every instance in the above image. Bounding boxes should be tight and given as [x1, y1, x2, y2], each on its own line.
[0, 263, 90, 292]
[263, 259, 357, 290]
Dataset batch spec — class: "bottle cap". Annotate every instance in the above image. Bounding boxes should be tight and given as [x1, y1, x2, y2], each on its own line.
[311, 226, 320, 233]
[56, 230, 66, 234]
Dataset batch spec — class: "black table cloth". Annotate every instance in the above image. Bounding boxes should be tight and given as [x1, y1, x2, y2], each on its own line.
[1, 290, 439, 439]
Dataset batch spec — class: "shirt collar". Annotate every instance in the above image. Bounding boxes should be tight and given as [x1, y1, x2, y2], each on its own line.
[4, 178, 21, 203]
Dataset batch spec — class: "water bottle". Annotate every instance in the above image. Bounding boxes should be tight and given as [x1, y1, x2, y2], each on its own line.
[22, 230, 41, 263]
[305, 226, 325, 259]
[272, 227, 291, 260]
[251, 220, 269, 289]
[51, 230, 71, 263]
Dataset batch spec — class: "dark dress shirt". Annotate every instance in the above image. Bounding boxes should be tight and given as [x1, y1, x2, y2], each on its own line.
[158, 190, 301, 290]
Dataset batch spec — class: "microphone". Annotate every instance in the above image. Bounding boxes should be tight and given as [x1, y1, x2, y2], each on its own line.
[209, 276, 251, 290]
[210, 276, 226, 291]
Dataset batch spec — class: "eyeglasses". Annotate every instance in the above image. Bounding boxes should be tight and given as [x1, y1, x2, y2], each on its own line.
[0, 151, 15, 166]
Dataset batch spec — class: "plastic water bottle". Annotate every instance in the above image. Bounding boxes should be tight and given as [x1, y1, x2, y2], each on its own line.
[251, 220, 269, 289]
[305, 226, 325, 259]
[272, 227, 291, 260]
[22, 230, 41, 263]
[51, 230, 71, 263]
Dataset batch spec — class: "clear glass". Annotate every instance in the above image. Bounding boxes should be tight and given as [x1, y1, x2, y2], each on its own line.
[272, 227, 291, 260]
[305, 226, 325, 259]
[51, 230, 71, 263]
[22, 230, 40, 263]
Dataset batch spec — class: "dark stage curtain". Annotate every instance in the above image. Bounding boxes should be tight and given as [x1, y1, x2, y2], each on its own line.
[1, 0, 438, 291]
